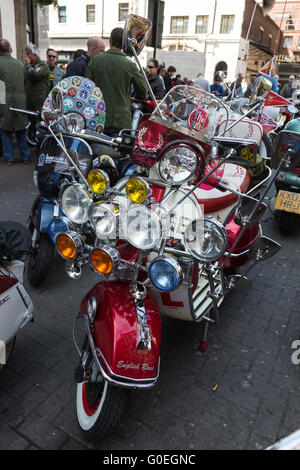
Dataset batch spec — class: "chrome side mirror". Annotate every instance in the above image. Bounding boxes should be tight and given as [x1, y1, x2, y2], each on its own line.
[249, 236, 281, 262]
[122, 14, 152, 57]
[51, 89, 64, 113]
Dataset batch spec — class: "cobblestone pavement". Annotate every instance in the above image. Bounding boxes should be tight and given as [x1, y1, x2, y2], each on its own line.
[0, 155, 299, 451]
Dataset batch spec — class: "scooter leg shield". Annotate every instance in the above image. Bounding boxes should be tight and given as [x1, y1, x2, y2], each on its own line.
[80, 281, 161, 388]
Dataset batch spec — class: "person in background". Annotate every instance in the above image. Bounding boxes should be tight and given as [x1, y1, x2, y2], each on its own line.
[230, 72, 244, 98]
[163, 65, 176, 92]
[210, 75, 225, 97]
[65, 37, 106, 77]
[73, 49, 85, 61]
[25, 43, 50, 112]
[174, 74, 183, 86]
[244, 74, 257, 98]
[0, 39, 31, 165]
[147, 58, 165, 100]
[281, 75, 296, 98]
[158, 64, 166, 94]
[86, 27, 147, 136]
[274, 74, 280, 95]
[194, 72, 210, 92]
[46, 48, 64, 89]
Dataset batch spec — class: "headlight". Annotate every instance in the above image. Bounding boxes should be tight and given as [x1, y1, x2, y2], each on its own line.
[63, 112, 85, 133]
[61, 184, 91, 224]
[158, 145, 198, 185]
[56, 231, 84, 260]
[90, 245, 119, 275]
[149, 256, 182, 292]
[125, 177, 150, 203]
[125, 204, 161, 250]
[48, 216, 74, 243]
[89, 202, 118, 239]
[88, 169, 109, 195]
[184, 218, 228, 262]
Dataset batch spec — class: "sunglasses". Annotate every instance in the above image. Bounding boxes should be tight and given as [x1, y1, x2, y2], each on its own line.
[147, 65, 155, 69]
[48, 55, 56, 58]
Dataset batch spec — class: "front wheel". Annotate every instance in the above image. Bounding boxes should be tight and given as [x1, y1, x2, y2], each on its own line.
[27, 232, 54, 286]
[76, 379, 130, 441]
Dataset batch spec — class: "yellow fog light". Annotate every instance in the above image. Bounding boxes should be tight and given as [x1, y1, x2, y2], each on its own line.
[87, 169, 110, 195]
[125, 177, 149, 204]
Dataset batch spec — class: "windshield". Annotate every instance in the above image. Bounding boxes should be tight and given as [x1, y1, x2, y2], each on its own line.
[149, 85, 229, 144]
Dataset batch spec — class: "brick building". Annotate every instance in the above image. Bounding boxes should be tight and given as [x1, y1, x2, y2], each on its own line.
[263, 0, 300, 84]
[242, 0, 284, 77]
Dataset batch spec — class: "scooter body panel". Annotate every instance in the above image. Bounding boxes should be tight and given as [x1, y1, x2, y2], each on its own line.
[80, 281, 161, 383]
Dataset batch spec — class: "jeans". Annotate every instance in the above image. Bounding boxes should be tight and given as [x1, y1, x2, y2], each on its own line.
[0, 129, 31, 162]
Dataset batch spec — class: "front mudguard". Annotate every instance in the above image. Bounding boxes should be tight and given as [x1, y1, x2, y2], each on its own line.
[80, 281, 161, 389]
[28, 197, 63, 236]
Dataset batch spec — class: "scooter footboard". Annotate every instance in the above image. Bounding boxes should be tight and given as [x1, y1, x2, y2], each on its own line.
[80, 281, 161, 389]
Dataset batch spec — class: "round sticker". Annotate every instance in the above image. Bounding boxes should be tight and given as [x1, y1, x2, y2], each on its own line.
[96, 125, 103, 133]
[68, 87, 77, 98]
[84, 79, 94, 90]
[63, 97, 74, 110]
[93, 88, 102, 98]
[83, 106, 95, 119]
[97, 101, 105, 111]
[187, 107, 209, 133]
[79, 89, 89, 100]
[75, 100, 83, 110]
[72, 77, 82, 87]
[60, 80, 69, 90]
[88, 119, 97, 129]
[89, 96, 97, 106]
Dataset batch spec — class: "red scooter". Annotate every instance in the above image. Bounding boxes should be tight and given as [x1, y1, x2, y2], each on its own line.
[53, 15, 285, 441]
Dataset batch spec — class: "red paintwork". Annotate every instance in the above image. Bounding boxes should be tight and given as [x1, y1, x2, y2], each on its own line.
[0, 276, 17, 295]
[80, 281, 161, 381]
[220, 214, 260, 268]
[149, 182, 166, 203]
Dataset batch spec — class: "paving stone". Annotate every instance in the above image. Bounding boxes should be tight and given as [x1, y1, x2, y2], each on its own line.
[0, 418, 30, 450]
[17, 412, 68, 450]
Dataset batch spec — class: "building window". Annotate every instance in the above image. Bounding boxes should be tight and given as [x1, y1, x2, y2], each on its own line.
[170, 17, 189, 34]
[220, 15, 234, 34]
[285, 17, 294, 31]
[259, 27, 264, 43]
[86, 5, 95, 23]
[118, 3, 129, 22]
[58, 6, 67, 23]
[283, 36, 293, 48]
[195, 15, 209, 34]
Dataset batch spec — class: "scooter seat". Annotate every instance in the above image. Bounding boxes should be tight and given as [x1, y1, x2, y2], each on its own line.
[191, 163, 251, 214]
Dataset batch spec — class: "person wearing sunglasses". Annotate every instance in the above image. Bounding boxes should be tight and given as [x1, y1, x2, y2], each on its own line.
[147, 58, 165, 100]
[46, 48, 64, 89]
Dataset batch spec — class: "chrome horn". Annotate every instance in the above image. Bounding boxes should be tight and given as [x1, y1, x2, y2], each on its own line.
[65, 261, 82, 279]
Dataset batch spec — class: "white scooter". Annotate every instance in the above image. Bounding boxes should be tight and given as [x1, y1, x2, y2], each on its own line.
[0, 222, 34, 373]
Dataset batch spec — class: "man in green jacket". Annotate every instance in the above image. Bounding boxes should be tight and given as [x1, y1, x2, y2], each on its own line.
[0, 39, 31, 165]
[86, 27, 147, 135]
[25, 43, 50, 112]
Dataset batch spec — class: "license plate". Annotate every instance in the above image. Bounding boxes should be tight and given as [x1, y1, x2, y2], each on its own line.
[240, 147, 255, 164]
[275, 190, 300, 214]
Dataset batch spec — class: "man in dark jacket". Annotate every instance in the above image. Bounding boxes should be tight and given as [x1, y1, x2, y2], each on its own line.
[163, 65, 176, 92]
[0, 39, 31, 164]
[86, 28, 147, 135]
[147, 58, 165, 100]
[65, 37, 106, 78]
[25, 43, 50, 112]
